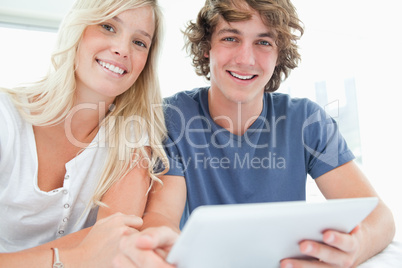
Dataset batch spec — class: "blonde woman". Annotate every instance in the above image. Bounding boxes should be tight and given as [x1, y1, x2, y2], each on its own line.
[0, 0, 176, 266]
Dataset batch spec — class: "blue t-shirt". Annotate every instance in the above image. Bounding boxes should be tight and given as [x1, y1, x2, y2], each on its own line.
[164, 87, 354, 225]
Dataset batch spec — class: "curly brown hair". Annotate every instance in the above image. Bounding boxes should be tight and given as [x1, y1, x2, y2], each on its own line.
[183, 0, 304, 92]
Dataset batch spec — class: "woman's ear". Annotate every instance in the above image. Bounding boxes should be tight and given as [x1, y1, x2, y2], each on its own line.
[204, 51, 209, 58]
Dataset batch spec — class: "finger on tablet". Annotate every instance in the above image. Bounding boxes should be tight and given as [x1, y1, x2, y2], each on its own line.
[135, 227, 178, 249]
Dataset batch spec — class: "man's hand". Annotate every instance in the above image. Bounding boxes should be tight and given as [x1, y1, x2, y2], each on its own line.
[281, 226, 361, 268]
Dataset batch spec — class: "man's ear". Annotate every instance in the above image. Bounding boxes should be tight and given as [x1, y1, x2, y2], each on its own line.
[204, 51, 209, 58]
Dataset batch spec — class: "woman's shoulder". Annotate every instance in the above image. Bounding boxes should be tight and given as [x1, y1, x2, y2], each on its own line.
[0, 92, 18, 117]
[0, 91, 24, 121]
[0, 92, 21, 158]
[0, 91, 12, 104]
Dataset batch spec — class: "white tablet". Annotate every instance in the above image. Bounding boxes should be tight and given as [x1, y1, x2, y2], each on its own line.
[167, 197, 378, 268]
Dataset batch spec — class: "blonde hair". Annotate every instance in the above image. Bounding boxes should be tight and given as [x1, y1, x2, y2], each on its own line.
[3, 0, 168, 206]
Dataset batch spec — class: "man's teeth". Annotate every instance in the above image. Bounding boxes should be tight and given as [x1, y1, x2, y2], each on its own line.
[97, 60, 125, 75]
[229, 71, 254, 80]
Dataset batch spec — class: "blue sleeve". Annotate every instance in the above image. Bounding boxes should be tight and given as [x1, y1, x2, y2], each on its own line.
[163, 133, 185, 177]
[302, 102, 355, 179]
[162, 97, 188, 177]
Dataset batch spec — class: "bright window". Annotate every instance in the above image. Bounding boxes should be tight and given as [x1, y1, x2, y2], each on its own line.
[0, 25, 57, 88]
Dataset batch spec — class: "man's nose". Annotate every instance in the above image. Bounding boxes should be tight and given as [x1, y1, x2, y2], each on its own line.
[234, 42, 255, 66]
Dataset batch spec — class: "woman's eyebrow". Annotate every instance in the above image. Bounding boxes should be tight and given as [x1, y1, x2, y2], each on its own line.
[112, 16, 153, 41]
[136, 29, 153, 41]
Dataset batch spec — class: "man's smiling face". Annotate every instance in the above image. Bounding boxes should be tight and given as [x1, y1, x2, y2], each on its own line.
[207, 10, 279, 106]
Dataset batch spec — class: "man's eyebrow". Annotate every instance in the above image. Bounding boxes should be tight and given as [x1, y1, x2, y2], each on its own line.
[216, 28, 241, 36]
[216, 27, 275, 39]
[258, 31, 275, 39]
[112, 16, 153, 40]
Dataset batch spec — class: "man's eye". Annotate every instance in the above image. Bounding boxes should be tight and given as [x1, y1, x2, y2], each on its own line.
[258, 40, 271, 46]
[101, 24, 115, 33]
[223, 37, 236, 42]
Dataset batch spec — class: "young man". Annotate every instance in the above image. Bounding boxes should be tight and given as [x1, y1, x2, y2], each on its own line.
[143, 0, 395, 266]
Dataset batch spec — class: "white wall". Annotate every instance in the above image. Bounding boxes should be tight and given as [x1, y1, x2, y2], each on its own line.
[0, 0, 74, 28]
[158, 0, 209, 96]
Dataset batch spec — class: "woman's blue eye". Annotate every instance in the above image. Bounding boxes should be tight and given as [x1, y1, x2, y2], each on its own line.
[101, 24, 115, 32]
[134, 40, 146, 48]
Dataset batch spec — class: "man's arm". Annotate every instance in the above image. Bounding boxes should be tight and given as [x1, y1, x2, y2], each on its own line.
[282, 160, 395, 267]
[316, 160, 395, 264]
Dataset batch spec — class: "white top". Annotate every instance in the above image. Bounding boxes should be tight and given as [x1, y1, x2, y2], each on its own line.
[0, 93, 106, 252]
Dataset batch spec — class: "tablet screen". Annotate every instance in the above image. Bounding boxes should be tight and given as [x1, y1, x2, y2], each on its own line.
[167, 197, 378, 268]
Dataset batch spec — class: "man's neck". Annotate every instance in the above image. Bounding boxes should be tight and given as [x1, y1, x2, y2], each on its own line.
[208, 89, 264, 136]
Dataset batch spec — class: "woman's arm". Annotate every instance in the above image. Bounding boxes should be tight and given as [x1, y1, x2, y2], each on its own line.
[0, 214, 176, 268]
[0, 214, 143, 267]
[0, 149, 152, 266]
[142, 175, 187, 233]
[96, 148, 151, 221]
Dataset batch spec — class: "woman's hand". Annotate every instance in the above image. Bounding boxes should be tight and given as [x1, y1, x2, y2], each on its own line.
[135, 226, 179, 260]
[64, 213, 177, 268]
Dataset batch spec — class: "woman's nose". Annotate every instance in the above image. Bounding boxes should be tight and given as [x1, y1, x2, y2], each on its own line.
[112, 37, 130, 58]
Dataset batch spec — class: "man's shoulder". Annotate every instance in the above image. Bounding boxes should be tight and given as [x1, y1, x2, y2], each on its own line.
[164, 87, 206, 106]
[268, 92, 314, 105]
[268, 92, 322, 115]
[163, 87, 208, 119]
[163, 88, 209, 133]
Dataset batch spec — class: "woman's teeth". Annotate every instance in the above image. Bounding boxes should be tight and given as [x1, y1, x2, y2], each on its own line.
[97, 60, 125, 75]
[229, 71, 255, 80]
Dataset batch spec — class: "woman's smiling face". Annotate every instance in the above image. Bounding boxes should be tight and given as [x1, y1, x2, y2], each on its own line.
[75, 6, 155, 104]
